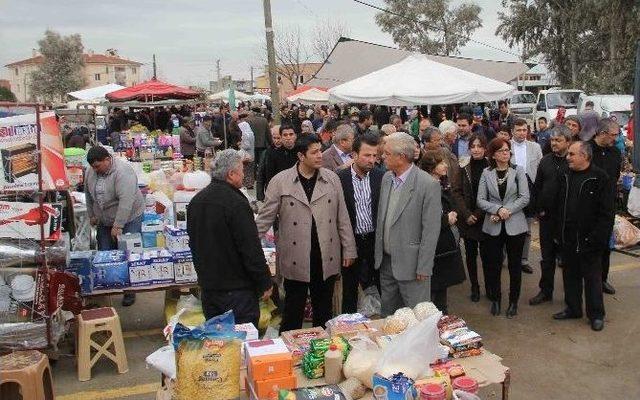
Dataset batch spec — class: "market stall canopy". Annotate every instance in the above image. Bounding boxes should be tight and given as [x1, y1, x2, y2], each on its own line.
[248, 93, 271, 102]
[67, 84, 125, 101]
[105, 78, 200, 102]
[208, 88, 251, 102]
[328, 55, 515, 106]
[287, 86, 329, 104]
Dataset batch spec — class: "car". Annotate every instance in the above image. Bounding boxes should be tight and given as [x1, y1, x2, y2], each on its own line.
[533, 88, 584, 131]
[508, 90, 536, 128]
[577, 94, 633, 136]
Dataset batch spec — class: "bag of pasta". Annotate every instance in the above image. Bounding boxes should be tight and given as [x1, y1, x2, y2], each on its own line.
[172, 310, 245, 400]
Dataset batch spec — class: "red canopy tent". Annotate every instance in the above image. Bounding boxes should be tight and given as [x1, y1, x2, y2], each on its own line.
[105, 78, 200, 102]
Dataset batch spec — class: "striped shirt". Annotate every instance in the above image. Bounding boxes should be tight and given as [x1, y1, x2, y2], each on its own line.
[351, 165, 374, 234]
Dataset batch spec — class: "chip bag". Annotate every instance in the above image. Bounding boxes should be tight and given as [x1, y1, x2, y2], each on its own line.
[172, 311, 245, 400]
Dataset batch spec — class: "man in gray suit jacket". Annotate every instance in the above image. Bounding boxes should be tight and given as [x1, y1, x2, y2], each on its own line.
[322, 124, 355, 171]
[510, 119, 542, 273]
[375, 132, 442, 316]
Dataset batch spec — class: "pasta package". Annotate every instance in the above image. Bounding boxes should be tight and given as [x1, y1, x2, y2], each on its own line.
[172, 311, 246, 400]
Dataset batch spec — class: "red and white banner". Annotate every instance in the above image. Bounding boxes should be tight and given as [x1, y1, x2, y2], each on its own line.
[0, 111, 69, 191]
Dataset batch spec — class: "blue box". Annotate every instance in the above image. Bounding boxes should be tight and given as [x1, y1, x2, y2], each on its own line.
[127, 252, 153, 287]
[92, 250, 130, 290]
[372, 374, 418, 400]
[67, 251, 95, 294]
[141, 231, 158, 248]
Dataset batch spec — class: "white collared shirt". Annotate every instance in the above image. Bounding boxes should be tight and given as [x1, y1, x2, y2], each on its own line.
[334, 144, 352, 164]
[392, 164, 413, 190]
[512, 140, 527, 169]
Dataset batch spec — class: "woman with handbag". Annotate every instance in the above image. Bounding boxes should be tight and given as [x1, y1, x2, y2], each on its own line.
[452, 134, 490, 302]
[477, 138, 530, 318]
[420, 146, 466, 314]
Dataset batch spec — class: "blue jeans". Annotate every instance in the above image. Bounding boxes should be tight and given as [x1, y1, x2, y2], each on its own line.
[96, 214, 143, 251]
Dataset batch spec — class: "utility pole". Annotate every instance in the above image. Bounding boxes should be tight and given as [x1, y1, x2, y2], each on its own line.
[263, 0, 280, 123]
[250, 66, 254, 94]
[152, 54, 157, 79]
[216, 59, 221, 91]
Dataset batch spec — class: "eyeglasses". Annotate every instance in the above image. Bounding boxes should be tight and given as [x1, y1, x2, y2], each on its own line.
[495, 148, 511, 153]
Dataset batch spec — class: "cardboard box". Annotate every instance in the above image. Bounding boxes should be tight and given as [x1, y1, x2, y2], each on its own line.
[164, 225, 190, 252]
[117, 233, 143, 253]
[92, 250, 130, 290]
[244, 338, 293, 381]
[144, 249, 174, 284]
[246, 375, 297, 400]
[171, 251, 197, 283]
[372, 373, 418, 400]
[235, 323, 259, 341]
[141, 219, 164, 248]
[66, 251, 94, 294]
[127, 252, 153, 287]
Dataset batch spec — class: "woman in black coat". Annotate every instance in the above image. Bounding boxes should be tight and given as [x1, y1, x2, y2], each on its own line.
[420, 147, 466, 314]
[451, 133, 490, 302]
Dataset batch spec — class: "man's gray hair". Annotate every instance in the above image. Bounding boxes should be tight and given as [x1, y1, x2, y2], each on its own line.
[574, 140, 593, 160]
[386, 132, 416, 160]
[597, 118, 618, 135]
[422, 126, 441, 143]
[550, 124, 572, 142]
[334, 124, 354, 142]
[211, 149, 243, 180]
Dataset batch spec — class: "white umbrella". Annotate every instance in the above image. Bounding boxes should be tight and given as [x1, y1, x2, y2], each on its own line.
[287, 87, 330, 104]
[67, 83, 125, 101]
[329, 54, 515, 106]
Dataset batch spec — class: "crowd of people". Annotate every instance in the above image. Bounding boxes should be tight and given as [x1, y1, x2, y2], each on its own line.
[101, 98, 631, 333]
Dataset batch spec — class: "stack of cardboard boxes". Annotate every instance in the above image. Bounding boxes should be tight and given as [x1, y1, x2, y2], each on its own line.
[244, 338, 296, 399]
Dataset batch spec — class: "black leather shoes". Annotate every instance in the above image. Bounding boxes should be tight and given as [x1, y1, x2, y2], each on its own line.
[121, 293, 136, 307]
[506, 303, 518, 318]
[470, 286, 480, 303]
[591, 319, 604, 331]
[521, 264, 533, 274]
[490, 301, 501, 316]
[529, 292, 552, 306]
[602, 281, 616, 295]
[553, 310, 582, 320]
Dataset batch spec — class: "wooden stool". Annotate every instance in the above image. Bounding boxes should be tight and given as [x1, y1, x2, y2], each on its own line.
[77, 307, 128, 381]
[0, 350, 54, 400]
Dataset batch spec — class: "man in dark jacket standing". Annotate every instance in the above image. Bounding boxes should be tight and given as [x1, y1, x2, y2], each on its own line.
[529, 125, 570, 306]
[248, 107, 270, 173]
[337, 134, 384, 313]
[263, 125, 297, 189]
[589, 119, 622, 295]
[187, 149, 273, 326]
[553, 141, 614, 331]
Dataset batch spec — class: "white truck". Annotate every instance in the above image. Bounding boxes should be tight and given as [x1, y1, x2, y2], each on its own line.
[508, 90, 537, 128]
[533, 88, 584, 131]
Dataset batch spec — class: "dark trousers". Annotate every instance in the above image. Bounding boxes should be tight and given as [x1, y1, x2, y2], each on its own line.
[342, 232, 378, 313]
[483, 229, 525, 303]
[431, 288, 448, 315]
[562, 247, 605, 320]
[280, 258, 336, 333]
[602, 217, 614, 282]
[463, 238, 490, 294]
[538, 218, 560, 296]
[201, 289, 260, 328]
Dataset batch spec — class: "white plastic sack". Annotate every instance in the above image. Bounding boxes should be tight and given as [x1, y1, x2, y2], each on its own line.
[146, 345, 176, 379]
[628, 186, 640, 218]
[613, 215, 640, 249]
[343, 335, 382, 389]
[375, 311, 443, 380]
[358, 286, 381, 317]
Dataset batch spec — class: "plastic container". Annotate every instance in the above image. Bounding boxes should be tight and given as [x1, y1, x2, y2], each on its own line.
[324, 344, 343, 384]
[420, 383, 446, 400]
[452, 376, 479, 394]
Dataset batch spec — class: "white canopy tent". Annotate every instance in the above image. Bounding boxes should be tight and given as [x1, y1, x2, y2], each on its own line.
[248, 93, 271, 102]
[67, 84, 125, 101]
[328, 55, 515, 106]
[208, 88, 251, 102]
[287, 87, 330, 104]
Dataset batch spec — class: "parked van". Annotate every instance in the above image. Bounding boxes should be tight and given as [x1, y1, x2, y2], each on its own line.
[534, 88, 584, 130]
[578, 94, 633, 136]
[508, 90, 536, 127]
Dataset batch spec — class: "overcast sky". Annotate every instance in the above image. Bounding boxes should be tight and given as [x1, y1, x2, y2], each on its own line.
[0, 0, 520, 87]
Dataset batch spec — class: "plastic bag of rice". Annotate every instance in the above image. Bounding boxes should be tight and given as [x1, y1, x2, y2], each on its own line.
[172, 310, 245, 400]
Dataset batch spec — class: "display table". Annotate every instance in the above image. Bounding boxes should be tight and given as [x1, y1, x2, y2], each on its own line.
[83, 283, 198, 297]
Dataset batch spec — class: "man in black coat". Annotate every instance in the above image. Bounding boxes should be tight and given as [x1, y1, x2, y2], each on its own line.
[263, 125, 298, 190]
[552, 141, 614, 332]
[589, 119, 622, 295]
[187, 149, 273, 327]
[529, 125, 571, 306]
[337, 133, 384, 313]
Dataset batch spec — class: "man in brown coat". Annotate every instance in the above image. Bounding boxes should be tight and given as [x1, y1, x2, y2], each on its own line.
[256, 134, 357, 331]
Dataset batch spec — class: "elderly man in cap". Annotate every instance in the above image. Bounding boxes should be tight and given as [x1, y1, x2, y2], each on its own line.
[195, 116, 222, 158]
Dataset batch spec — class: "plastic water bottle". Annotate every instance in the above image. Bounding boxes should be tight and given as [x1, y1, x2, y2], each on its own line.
[324, 344, 343, 384]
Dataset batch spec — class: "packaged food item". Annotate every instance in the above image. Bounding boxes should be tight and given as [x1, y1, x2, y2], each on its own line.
[372, 373, 418, 400]
[281, 327, 329, 365]
[278, 385, 347, 400]
[302, 350, 325, 379]
[92, 250, 130, 290]
[413, 302, 440, 321]
[394, 307, 419, 327]
[244, 338, 293, 381]
[246, 375, 297, 399]
[324, 345, 343, 384]
[415, 375, 452, 400]
[343, 336, 381, 389]
[302, 336, 350, 379]
[452, 376, 479, 395]
[375, 334, 397, 349]
[383, 315, 408, 335]
[338, 377, 367, 400]
[419, 383, 446, 400]
[172, 311, 245, 400]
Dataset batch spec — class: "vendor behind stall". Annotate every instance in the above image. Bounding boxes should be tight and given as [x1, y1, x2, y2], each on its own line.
[187, 149, 273, 327]
[85, 146, 145, 307]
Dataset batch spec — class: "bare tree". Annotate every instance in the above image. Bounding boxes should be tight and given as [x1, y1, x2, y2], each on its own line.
[311, 17, 350, 61]
[258, 24, 311, 92]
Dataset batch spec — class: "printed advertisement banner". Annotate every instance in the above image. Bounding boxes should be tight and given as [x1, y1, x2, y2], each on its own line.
[0, 111, 69, 191]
